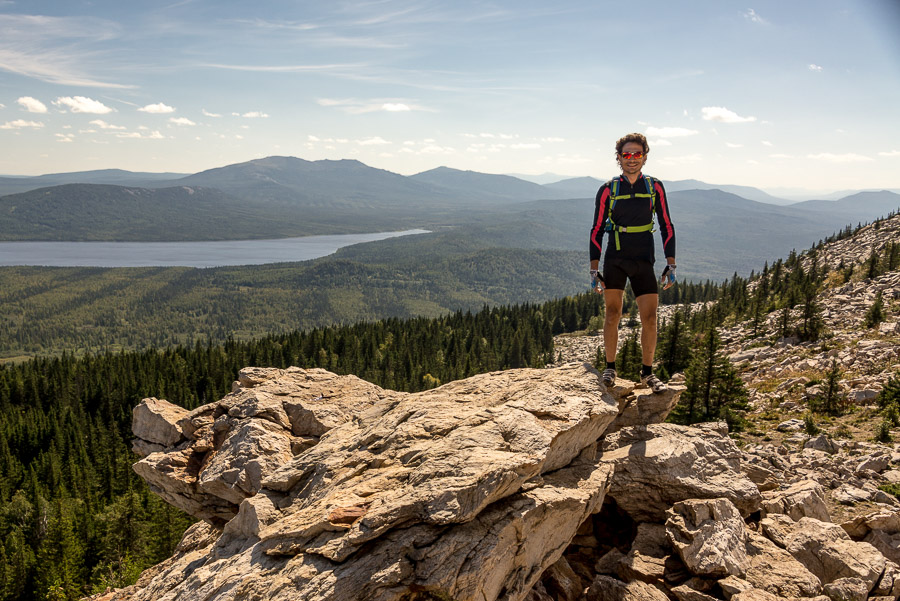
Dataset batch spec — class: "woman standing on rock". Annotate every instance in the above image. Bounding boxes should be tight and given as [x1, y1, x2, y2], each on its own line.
[589, 132, 677, 393]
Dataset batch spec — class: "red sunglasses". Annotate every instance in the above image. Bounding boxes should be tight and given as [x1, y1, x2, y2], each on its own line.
[620, 151, 645, 159]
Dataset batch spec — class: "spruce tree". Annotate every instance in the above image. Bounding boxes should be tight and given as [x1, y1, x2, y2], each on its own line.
[797, 282, 825, 342]
[670, 327, 749, 430]
[615, 331, 642, 382]
[864, 291, 885, 329]
[656, 309, 691, 377]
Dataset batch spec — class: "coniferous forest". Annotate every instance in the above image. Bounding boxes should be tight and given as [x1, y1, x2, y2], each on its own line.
[1, 215, 896, 600]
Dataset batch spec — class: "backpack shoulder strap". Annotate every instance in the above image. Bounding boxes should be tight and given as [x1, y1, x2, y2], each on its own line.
[609, 176, 621, 215]
[642, 175, 657, 212]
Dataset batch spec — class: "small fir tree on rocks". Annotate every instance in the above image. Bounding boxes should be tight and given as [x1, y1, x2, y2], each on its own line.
[864, 290, 885, 329]
[669, 327, 749, 430]
[810, 358, 847, 416]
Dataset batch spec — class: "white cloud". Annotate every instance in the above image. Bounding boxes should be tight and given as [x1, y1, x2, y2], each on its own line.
[240, 111, 269, 118]
[202, 109, 222, 117]
[649, 139, 672, 147]
[807, 152, 873, 163]
[0, 119, 44, 129]
[357, 136, 390, 146]
[115, 130, 164, 139]
[55, 133, 74, 143]
[726, 142, 744, 148]
[54, 96, 113, 114]
[541, 137, 565, 143]
[879, 150, 900, 157]
[169, 117, 196, 126]
[761, 140, 773, 146]
[90, 119, 125, 130]
[645, 126, 699, 138]
[510, 143, 541, 150]
[318, 98, 431, 115]
[17, 96, 47, 113]
[743, 8, 767, 24]
[809, 64, 823, 72]
[308, 135, 321, 142]
[702, 106, 756, 123]
[138, 103, 175, 114]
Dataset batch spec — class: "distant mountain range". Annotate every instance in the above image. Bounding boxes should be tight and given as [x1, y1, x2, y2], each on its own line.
[3, 158, 896, 205]
[1, 156, 898, 280]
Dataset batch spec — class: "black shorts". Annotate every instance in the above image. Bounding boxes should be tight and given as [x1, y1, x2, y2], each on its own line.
[603, 257, 658, 296]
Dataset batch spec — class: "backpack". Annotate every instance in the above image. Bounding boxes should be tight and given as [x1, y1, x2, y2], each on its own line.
[604, 174, 658, 251]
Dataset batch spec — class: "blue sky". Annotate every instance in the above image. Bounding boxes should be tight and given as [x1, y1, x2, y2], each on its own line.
[1, 0, 898, 194]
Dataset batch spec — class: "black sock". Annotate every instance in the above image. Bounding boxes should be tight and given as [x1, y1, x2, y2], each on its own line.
[641, 364, 652, 378]
[606, 361, 616, 370]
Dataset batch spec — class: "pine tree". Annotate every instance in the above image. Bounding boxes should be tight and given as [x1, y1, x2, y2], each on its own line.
[656, 309, 691, 377]
[797, 282, 825, 342]
[615, 331, 642, 382]
[811, 359, 846, 416]
[864, 291, 885, 329]
[670, 327, 749, 430]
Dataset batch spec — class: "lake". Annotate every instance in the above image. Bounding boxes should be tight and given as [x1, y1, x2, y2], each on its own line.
[0, 230, 429, 268]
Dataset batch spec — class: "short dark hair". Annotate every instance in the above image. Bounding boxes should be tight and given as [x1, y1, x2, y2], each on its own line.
[615, 133, 649, 155]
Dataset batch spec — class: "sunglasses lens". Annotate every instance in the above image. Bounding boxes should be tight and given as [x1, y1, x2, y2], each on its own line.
[621, 151, 643, 159]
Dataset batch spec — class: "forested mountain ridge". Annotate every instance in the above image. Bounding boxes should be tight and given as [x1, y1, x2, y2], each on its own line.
[0, 184, 322, 241]
[1, 211, 899, 599]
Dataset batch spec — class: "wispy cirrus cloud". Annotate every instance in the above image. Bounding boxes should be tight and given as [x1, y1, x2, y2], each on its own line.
[879, 150, 900, 157]
[809, 64, 824, 72]
[54, 96, 114, 114]
[17, 96, 48, 113]
[202, 109, 222, 117]
[702, 106, 756, 123]
[0, 14, 134, 88]
[743, 8, 768, 24]
[206, 62, 363, 73]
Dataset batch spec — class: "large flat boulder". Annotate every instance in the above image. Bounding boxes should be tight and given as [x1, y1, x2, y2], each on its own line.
[599, 423, 762, 521]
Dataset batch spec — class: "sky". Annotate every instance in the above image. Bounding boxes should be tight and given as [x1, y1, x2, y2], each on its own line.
[1, 0, 899, 195]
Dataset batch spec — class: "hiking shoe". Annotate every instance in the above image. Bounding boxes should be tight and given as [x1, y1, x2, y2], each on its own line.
[601, 368, 617, 386]
[641, 373, 667, 393]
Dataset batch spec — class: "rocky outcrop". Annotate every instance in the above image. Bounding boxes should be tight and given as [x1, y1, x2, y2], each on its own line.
[105, 362, 690, 601]
[95, 357, 900, 601]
